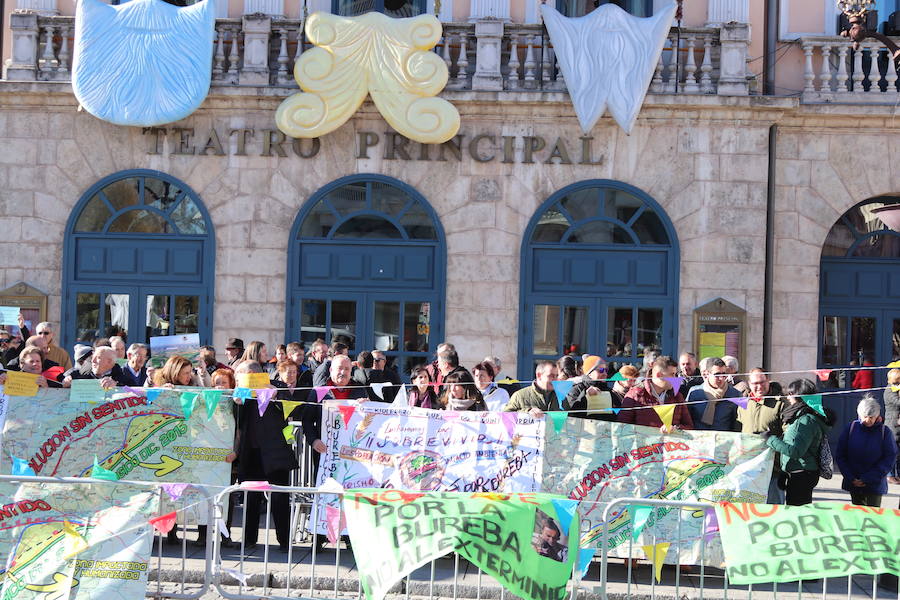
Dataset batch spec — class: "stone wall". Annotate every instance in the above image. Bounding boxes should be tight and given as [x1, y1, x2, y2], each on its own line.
[0, 83, 893, 377]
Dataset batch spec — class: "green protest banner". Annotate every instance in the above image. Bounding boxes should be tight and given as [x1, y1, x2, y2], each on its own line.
[343, 490, 578, 600]
[714, 502, 900, 584]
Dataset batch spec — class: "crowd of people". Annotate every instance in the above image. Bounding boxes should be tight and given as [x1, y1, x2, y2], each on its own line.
[1, 317, 899, 554]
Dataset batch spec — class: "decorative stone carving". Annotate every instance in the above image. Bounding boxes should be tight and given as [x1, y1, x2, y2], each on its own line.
[72, 0, 216, 126]
[541, 2, 676, 134]
[276, 11, 460, 144]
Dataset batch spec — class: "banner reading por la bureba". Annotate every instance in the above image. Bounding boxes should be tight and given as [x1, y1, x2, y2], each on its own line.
[0, 482, 157, 600]
[541, 417, 773, 565]
[715, 502, 900, 584]
[313, 402, 544, 533]
[344, 489, 577, 600]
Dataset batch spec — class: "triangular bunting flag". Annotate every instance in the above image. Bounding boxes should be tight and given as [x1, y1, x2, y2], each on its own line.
[146, 388, 162, 405]
[370, 382, 389, 400]
[203, 390, 223, 420]
[728, 396, 749, 410]
[149, 511, 177, 534]
[496, 378, 519, 385]
[813, 369, 832, 382]
[282, 424, 295, 444]
[91, 456, 119, 481]
[11, 456, 35, 477]
[547, 411, 568, 433]
[281, 400, 302, 420]
[232, 387, 252, 401]
[325, 505, 347, 544]
[256, 388, 275, 417]
[664, 377, 682, 396]
[550, 498, 578, 534]
[123, 386, 146, 397]
[391, 384, 408, 406]
[652, 404, 675, 430]
[703, 509, 719, 541]
[500, 412, 517, 438]
[893, 385, 900, 393]
[578, 548, 596, 578]
[887, 360, 900, 368]
[180, 391, 199, 420]
[610, 407, 622, 415]
[607, 371, 626, 382]
[631, 505, 652, 540]
[314, 386, 330, 403]
[551, 380, 574, 406]
[641, 542, 671, 582]
[161, 483, 190, 502]
[338, 404, 356, 427]
[62, 520, 89, 559]
[800, 394, 825, 416]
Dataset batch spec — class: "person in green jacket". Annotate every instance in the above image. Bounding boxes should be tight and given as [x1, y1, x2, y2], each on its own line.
[763, 378, 833, 506]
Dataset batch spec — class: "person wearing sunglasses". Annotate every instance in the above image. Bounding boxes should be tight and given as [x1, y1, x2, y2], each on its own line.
[563, 355, 616, 421]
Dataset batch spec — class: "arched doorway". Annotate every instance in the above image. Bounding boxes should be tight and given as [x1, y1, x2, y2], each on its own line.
[62, 169, 215, 350]
[286, 174, 445, 380]
[819, 198, 900, 379]
[518, 180, 679, 377]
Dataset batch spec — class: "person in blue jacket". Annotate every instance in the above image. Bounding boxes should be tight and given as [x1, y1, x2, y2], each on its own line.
[835, 395, 898, 507]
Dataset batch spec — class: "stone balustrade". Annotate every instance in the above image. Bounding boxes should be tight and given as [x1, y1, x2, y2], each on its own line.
[799, 36, 900, 102]
[3, 10, 751, 97]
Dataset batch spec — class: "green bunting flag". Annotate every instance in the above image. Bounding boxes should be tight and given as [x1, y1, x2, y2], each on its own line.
[203, 390, 224, 421]
[282, 424, 295, 444]
[800, 394, 825, 416]
[180, 391, 199, 420]
[343, 490, 577, 600]
[607, 372, 625, 382]
[547, 411, 568, 433]
[715, 501, 900, 584]
[90, 456, 119, 481]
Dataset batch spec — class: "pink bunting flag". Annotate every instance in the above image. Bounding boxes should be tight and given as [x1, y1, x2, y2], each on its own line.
[500, 412, 517, 438]
[149, 512, 177, 534]
[664, 377, 683, 396]
[256, 388, 275, 417]
[161, 483, 190, 502]
[728, 396, 750, 409]
[325, 505, 347, 544]
[703, 510, 719, 541]
[240, 481, 272, 491]
[814, 369, 832, 382]
[314, 386, 330, 403]
[123, 386, 146, 397]
[338, 405, 356, 427]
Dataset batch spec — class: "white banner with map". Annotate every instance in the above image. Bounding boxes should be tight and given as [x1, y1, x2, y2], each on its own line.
[541, 418, 773, 565]
[312, 402, 544, 533]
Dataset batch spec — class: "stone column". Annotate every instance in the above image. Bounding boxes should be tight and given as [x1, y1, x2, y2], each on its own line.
[15, 0, 58, 14]
[468, 0, 509, 21]
[706, 0, 748, 25]
[716, 22, 750, 96]
[239, 14, 273, 85]
[470, 18, 503, 90]
[3, 12, 40, 81]
[244, 0, 284, 16]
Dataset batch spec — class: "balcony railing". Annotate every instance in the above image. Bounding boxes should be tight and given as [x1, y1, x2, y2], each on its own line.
[799, 36, 900, 102]
[3, 11, 752, 97]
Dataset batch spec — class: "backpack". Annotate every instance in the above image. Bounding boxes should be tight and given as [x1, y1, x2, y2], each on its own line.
[818, 438, 834, 480]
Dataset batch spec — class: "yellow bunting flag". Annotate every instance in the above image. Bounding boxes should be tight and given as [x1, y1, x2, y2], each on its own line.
[63, 520, 89, 559]
[5, 370, 38, 396]
[652, 404, 675, 430]
[236, 373, 270, 397]
[887, 361, 900, 368]
[641, 542, 671, 582]
[496, 378, 519, 385]
[282, 400, 302, 421]
[282, 424, 295, 444]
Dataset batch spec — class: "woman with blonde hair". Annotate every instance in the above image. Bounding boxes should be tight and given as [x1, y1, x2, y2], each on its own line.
[240, 341, 268, 369]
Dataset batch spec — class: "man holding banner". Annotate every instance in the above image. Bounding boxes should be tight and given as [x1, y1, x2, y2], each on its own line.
[619, 356, 693, 431]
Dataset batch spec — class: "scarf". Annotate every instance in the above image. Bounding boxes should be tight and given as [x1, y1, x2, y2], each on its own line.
[448, 396, 476, 411]
[781, 400, 808, 425]
[700, 382, 728, 426]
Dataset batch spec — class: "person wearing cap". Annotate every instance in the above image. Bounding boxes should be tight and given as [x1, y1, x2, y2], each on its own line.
[564, 356, 615, 421]
[225, 338, 244, 367]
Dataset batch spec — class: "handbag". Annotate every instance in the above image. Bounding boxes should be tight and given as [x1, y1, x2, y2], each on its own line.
[819, 437, 834, 480]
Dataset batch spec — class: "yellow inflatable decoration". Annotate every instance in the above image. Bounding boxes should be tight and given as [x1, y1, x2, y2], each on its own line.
[276, 11, 460, 144]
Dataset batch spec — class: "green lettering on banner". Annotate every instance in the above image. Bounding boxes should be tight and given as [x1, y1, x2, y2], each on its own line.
[714, 502, 900, 584]
[343, 491, 577, 600]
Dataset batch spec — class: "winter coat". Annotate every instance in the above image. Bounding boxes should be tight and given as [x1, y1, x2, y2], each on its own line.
[883, 387, 900, 443]
[835, 419, 897, 496]
[563, 377, 617, 422]
[766, 402, 830, 473]
[503, 383, 559, 412]
[618, 380, 693, 429]
[685, 385, 742, 431]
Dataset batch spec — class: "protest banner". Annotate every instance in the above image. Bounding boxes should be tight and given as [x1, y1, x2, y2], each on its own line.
[715, 501, 900, 584]
[541, 417, 772, 565]
[0, 481, 157, 599]
[1, 388, 234, 487]
[344, 490, 577, 600]
[313, 402, 544, 533]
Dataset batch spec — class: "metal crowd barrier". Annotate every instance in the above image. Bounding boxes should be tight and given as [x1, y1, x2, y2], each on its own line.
[4, 468, 900, 600]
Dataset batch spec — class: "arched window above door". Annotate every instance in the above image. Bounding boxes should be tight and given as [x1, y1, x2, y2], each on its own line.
[821, 197, 900, 258]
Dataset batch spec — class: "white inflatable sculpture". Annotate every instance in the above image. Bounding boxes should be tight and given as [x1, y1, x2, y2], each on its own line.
[541, 2, 676, 134]
[72, 0, 216, 127]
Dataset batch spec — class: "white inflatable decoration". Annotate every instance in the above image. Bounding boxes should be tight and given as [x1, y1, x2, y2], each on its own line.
[541, 2, 676, 134]
[72, 0, 216, 127]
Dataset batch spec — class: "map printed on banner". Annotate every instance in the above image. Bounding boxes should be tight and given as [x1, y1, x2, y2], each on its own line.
[1, 388, 234, 487]
[541, 418, 773, 565]
[0, 481, 158, 600]
[313, 402, 544, 534]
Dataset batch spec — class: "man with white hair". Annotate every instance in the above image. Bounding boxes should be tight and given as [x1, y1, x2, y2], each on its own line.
[35, 322, 72, 371]
[62, 346, 120, 388]
[117, 343, 149, 386]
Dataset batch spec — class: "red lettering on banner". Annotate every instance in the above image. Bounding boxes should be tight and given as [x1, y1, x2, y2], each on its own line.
[748, 504, 779, 518]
